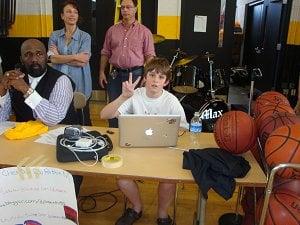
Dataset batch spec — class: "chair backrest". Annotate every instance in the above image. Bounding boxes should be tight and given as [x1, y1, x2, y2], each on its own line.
[73, 91, 87, 110]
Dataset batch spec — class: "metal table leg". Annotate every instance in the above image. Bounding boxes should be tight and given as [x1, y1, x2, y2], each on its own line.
[194, 190, 207, 225]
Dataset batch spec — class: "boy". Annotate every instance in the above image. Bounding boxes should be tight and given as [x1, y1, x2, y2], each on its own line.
[100, 57, 188, 225]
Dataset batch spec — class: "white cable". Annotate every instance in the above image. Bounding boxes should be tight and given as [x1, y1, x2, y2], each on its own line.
[67, 148, 99, 167]
[59, 131, 109, 167]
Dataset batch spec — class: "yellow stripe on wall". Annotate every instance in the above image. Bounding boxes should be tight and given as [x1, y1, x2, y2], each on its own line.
[287, 21, 300, 45]
[8, 15, 53, 37]
[287, 0, 300, 45]
[157, 0, 181, 40]
[157, 16, 181, 40]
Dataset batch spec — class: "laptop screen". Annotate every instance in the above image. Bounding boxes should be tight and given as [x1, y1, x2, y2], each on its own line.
[118, 114, 181, 147]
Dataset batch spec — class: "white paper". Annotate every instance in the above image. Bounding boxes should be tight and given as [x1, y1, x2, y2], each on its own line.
[35, 126, 89, 146]
[0, 121, 15, 135]
[194, 15, 207, 32]
[0, 167, 78, 225]
[34, 126, 66, 145]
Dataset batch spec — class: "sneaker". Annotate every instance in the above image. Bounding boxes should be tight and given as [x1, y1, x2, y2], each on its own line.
[115, 208, 142, 225]
[157, 215, 173, 225]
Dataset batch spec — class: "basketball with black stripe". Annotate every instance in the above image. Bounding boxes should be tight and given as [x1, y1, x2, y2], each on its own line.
[254, 103, 295, 128]
[253, 91, 290, 117]
[258, 112, 300, 148]
[214, 111, 257, 154]
[256, 190, 300, 225]
[265, 124, 300, 178]
[274, 176, 300, 195]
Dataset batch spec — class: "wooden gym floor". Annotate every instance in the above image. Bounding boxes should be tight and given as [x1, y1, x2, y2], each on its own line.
[77, 100, 240, 225]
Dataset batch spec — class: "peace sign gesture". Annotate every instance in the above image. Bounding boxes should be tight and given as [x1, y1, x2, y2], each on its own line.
[121, 72, 141, 99]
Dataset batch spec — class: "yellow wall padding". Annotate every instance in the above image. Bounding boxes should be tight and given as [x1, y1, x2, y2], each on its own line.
[9, 15, 53, 38]
[287, 21, 300, 45]
[157, 16, 181, 40]
[157, 0, 181, 40]
[8, 0, 53, 38]
[287, 0, 300, 45]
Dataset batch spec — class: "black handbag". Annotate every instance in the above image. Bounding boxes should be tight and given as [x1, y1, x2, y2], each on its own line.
[56, 130, 113, 162]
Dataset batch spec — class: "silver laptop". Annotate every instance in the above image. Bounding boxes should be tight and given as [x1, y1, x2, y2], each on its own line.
[118, 114, 181, 147]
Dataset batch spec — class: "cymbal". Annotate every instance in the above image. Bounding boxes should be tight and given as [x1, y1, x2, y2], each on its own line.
[170, 49, 187, 56]
[173, 55, 198, 67]
[173, 85, 198, 94]
[153, 34, 165, 44]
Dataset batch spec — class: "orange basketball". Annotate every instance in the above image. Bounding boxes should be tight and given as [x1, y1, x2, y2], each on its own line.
[214, 111, 257, 154]
[258, 112, 300, 147]
[274, 176, 300, 195]
[256, 190, 300, 225]
[265, 124, 300, 178]
[253, 91, 290, 117]
[254, 103, 295, 127]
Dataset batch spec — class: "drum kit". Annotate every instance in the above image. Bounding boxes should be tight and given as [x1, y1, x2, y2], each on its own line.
[153, 34, 229, 132]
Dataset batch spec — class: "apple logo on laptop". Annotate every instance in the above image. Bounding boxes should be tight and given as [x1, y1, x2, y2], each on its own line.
[145, 128, 153, 136]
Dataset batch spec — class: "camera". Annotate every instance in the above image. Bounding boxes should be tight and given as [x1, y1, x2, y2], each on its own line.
[64, 125, 82, 140]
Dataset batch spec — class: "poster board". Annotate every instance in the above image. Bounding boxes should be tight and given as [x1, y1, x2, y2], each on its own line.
[0, 167, 78, 225]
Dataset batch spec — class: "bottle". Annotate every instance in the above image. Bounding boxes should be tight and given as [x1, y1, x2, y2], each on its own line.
[189, 111, 202, 145]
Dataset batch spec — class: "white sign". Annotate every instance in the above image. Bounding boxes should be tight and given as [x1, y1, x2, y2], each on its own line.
[0, 167, 78, 225]
[194, 15, 207, 32]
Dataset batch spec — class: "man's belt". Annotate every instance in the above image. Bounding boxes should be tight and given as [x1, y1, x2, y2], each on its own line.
[113, 66, 143, 73]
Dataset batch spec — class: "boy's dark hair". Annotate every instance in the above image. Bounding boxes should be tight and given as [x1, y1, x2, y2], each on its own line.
[60, 0, 80, 15]
[144, 57, 172, 81]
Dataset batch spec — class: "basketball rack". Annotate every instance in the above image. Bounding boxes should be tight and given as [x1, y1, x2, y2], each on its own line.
[258, 163, 300, 225]
[219, 68, 265, 225]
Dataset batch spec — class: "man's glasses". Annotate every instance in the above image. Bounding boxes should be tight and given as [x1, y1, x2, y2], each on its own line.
[120, 5, 136, 10]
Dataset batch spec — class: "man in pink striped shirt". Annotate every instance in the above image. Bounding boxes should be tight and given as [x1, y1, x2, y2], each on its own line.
[98, 0, 155, 128]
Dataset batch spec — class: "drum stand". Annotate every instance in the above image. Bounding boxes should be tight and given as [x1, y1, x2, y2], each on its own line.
[206, 52, 216, 99]
[248, 68, 263, 115]
[170, 48, 181, 67]
[169, 49, 181, 91]
[209, 60, 215, 99]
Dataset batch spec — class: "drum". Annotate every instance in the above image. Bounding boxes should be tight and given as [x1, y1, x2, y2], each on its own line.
[172, 66, 204, 94]
[180, 93, 229, 132]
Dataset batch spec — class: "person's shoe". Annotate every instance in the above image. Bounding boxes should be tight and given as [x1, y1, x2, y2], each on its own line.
[157, 215, 173, 225]
[115, 208, 142, 225]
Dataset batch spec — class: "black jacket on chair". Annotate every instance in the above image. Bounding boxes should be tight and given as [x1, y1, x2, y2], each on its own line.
[182, 148, 250, 200]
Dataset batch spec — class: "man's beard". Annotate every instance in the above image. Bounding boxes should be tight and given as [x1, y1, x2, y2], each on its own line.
[27, 63, 46, 77]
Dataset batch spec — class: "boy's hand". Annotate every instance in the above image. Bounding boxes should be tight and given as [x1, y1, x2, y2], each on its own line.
[121, 72, 141, 99]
